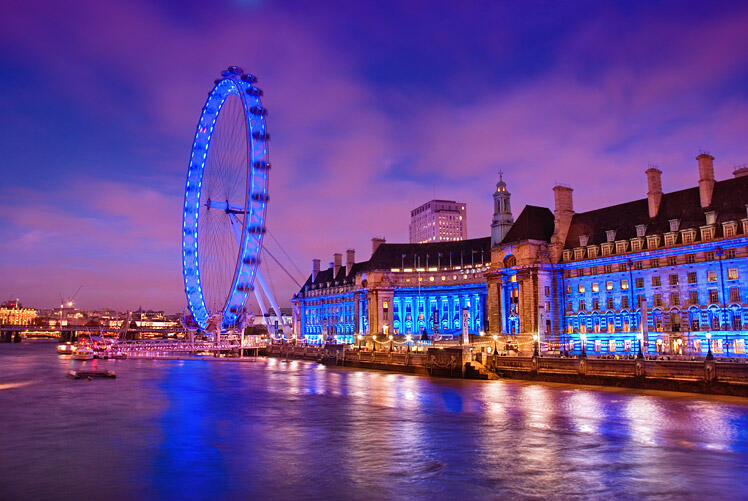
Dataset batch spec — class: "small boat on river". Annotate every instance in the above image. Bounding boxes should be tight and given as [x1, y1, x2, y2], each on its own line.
[72, 346, 94, 361]
[57, 343, 75, 355]
[68, 369, 116, 379]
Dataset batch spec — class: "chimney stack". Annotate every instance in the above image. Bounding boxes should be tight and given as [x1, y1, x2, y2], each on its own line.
[697, 153, 715, 208]
[312, 258, 320, 282]
[646, 167, 663, 218]
[371, 237, 385, 256]
[550, 185, 574, 264]
[333, 253, 342, 277]
[733, 166, 748, 178]
[346, 249, 355, 275]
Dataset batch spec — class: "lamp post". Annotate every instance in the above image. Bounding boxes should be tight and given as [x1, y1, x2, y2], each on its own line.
[406, 334, 412, 352]
[389, 334, 394, 353]
[493, 334, 498, 355]
[532, 333, 539, 357]
[636, 331, 643, 359]
[357, 334, 363, 350]
[580, 333, 587, 358]
[372, 334, 376, 352]
[706, 331, 713, 360]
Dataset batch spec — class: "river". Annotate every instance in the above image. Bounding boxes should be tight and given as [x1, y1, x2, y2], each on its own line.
[1, 341, 748, 500]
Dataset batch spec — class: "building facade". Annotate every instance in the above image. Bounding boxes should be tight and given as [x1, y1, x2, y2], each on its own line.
[409, 200, 467, 243]
[295, 157, 748, 357]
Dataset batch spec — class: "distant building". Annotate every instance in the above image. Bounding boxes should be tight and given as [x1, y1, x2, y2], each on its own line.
[490, 173, 514, 247]
[409, 200, 467, 243]
[0, 300, 38, 326]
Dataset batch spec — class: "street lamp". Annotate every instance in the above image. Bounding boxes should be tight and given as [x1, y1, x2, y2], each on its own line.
[372, 334, 377, 352]
[406, 334, 412, 352]
[532, 333, 539, 357]
[706, 331, 713, 360]
[636, 331, 643, 359]
[492, 334, 498, 354]
[357, 334, 363, 350]
[389, 334, 394, 353]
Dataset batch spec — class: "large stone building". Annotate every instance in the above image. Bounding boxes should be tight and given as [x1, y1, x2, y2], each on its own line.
[293, 153, 748, 357]
[409, 199, 467, 243]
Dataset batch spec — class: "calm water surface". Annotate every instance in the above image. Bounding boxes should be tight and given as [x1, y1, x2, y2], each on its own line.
[2, 342, 748, 500]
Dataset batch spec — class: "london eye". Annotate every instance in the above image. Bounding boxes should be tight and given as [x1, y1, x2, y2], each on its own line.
[181, 66, 278, 332]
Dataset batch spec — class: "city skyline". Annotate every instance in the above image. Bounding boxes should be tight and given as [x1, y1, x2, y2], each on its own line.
[2, 0, 748, 312]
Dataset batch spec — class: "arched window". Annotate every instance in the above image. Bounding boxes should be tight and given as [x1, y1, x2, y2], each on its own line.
[504, 255, 517, 268]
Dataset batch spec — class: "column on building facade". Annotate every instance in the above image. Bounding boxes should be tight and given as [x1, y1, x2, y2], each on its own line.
[518, 268, 539, 335]
[486, 271, 504, 335]
[536, 267, 554, 346]
[353, 292, 361, 335]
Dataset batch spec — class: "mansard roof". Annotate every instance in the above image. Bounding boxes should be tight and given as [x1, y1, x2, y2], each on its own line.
[501, 205, 555, 244]
[564, 174, 748, 249]
[367, 237, 491, 269]
[298, 237, 491, 292]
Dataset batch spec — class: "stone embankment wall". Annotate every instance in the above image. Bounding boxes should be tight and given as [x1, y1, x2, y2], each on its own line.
[264, 344, 748, 396]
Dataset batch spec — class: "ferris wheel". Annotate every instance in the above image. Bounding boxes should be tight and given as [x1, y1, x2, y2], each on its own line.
[181, 66, 281, 332]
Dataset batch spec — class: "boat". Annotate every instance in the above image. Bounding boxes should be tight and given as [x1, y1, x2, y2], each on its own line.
[57, 343, 75, 355]
[72, 346, 94, 361]
[68, 369, 116, 379]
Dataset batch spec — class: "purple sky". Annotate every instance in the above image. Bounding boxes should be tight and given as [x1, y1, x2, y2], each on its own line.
[2, 0, 747, 313]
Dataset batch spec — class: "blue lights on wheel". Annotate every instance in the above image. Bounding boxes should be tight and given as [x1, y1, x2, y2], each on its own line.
[181, 67, 270, 331]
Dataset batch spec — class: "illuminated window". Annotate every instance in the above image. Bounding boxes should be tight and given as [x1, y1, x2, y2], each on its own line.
[592, 282, 599, 293]
[566, 285, 572, 294]
[621, 279, 629, 290]
[707, 270, 717, 282]
[606, 281, 613, 291]
[728, 268, 739, 280]
[578, 283, 585, 293]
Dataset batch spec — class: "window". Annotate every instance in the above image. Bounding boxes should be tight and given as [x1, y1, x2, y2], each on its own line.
[637, 295, 644, 308]
[650, 258, 659, 268]
[726, 249, 736, 259]
[707, 270, 717, 282]
[724, 224, 736, 238]
[668, 256, 677, 266]
[621, 279, 629, 290]
[579, 300, 586, 311]
[652, 275, 661, 287]
[576, 269, 584, 277]
[592, 282, 599, 293]
[636, 277, 644, 288]
[567, 301, 573, 312]
[653, 294, 662, 307]
[635, 261, 643, 270]
[683, 231, 694, 244]
[578, 283, 585, 293]
[606, 281, 613, 291]
[665, 234, 676, 246]
[730, 287, 741, 303]
[636, 224, 647, 237]
[566, 285, 572, 294]
[606, 298, 614, 309]
[618, 263, 628, 272]
[701, 227, 713, 241]
[688, 272, 697, 284]
[669, 274, 679, 285]
[592, 298, 599, 310]
[689, 290, 699, 305]
[670, 292, 680, 306]
[544, 286, 550, 296]
[616, 242, 628, 254]
[622, 296, 629, 308]
[705, 251, 715, 261]
[632, 240, 642, 252]
[604, 264, 612, 273]
[709, 289, 719, 304]
[728, 268, 739, 280]
[686, 254, 695, 264]
[590, 266, 598, 275]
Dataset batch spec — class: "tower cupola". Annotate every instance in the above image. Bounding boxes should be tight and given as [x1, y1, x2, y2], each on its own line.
[491, 171, 514, 247]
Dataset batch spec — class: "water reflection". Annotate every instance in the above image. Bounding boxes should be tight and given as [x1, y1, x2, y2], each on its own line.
[1, 343, 748, 500]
